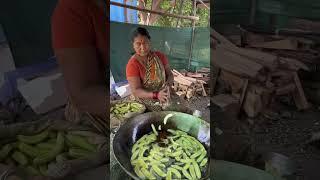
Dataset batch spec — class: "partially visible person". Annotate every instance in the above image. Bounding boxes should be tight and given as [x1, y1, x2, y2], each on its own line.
[51, 0, 108, 132]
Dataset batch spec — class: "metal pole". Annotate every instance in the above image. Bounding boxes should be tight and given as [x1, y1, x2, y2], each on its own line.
[110, 1, 199, 21]
[187, 0, 197, 71]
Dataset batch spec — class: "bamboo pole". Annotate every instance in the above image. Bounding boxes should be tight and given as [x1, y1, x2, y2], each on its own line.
[110, 1, 199, 21]
[176, 0, 185, 27]
[187, 0, 197, 70]
[197, 0, 210, 10]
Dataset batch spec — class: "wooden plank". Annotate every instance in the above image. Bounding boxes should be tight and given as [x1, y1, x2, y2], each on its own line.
[186, 72, 203, 78]
[212, 68, 221, 95]
[221, 45, 278, 69]
[211, 28, 237, 48]
[249, 39, 298, 50]
[243, 84, 273, 117]
[292, 72, 309, 110]
[186, 88, 195, 99]
[279, 57, 309, 71]
[211, 29, 279, 70]
[197, 67, 210, 73]
[176, 91, 186, 97]
[173, 82, 178, 91]
[212, 46, 264, 78]
[172, 69, 184, 76]
[276, 83, 296, 95]
[174, 76, 193, 86]
[201, 83, 207, 96]
[243, 90, 263, 118]
[220, 70, 244, 93]
[178, 84, 189, 92]
[182, 76, 198, 82]
[211, 94, 239, 109]
[239, 79, 249, 108]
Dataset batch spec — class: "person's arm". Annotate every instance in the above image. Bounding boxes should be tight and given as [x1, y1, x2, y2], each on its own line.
[127, 77, 153, 99]
[52, 0, 107, 117]
[127, 77, 168, 103]
[55, 48, 106, 117]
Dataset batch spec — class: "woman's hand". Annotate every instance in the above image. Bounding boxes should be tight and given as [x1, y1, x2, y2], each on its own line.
[158, 88, 169, 104]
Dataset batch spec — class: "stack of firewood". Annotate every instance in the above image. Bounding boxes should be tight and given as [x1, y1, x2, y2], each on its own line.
[211, 28, 310, 118]
[171, 68, 209, 99]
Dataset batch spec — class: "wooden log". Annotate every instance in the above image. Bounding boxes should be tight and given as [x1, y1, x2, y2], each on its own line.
[174, 76, 193, 86]
[201, 83, 207, 96]
[173, 82, 178, 91]
[213, 30, 309, 72]
[220, 70, 244, 93]
[176, 91, 186, 97]
[211, 94, 239, 109]
[279, 57, 309, 71]
[249, 39, 299, 50]
[212, 28, 282, 70]
[182, 76, 198, 82]
[187, 73, 203, 78]
[186, 88, 195, 99]
[212, 67, 221, 95]
[178, 84, 189, 92]
[211, 28, 236, 48]
[239, 79, 249, 108]
[243, 87, 263, 118]
[221, 46, 278, 70]
[212, 46, 264, 78]
[276, 83, 296, 95]
[292, 72, 309, 110]
[172, 69, 184, 77]
[243, 84, 273, 117]
[197, 67, 210, 73]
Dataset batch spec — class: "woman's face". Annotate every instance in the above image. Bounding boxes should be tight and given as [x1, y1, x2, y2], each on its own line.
[133, 35, 151, 57]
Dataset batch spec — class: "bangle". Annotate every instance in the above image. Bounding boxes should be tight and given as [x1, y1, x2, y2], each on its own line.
[153, 92, 159, 100]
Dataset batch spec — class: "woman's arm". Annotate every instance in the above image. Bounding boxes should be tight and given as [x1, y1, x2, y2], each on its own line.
[127, 77, 153, 99]
[127, 77, 168, 103]
[55, 48, 106, 117]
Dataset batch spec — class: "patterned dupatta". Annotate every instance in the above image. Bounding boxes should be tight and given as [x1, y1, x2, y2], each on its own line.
[134, 51, 167, 111]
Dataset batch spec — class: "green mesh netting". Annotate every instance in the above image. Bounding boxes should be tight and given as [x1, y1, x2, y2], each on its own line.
[212, 0, 320, 30]
[110, 22, 210, 82]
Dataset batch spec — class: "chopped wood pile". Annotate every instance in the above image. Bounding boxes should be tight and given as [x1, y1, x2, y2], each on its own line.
[211, 27, 315, 118]
[172, 68, 210, 99]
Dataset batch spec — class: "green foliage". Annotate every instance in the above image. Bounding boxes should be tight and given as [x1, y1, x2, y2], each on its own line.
[139, 0, 209, 27]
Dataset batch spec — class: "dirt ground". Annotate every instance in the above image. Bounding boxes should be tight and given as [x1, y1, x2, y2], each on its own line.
[185, 96, 211, 122]
[214, 100, 320, 180]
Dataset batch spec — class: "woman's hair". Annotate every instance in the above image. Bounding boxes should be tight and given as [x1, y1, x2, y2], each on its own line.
[132, 27, 151, 41]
